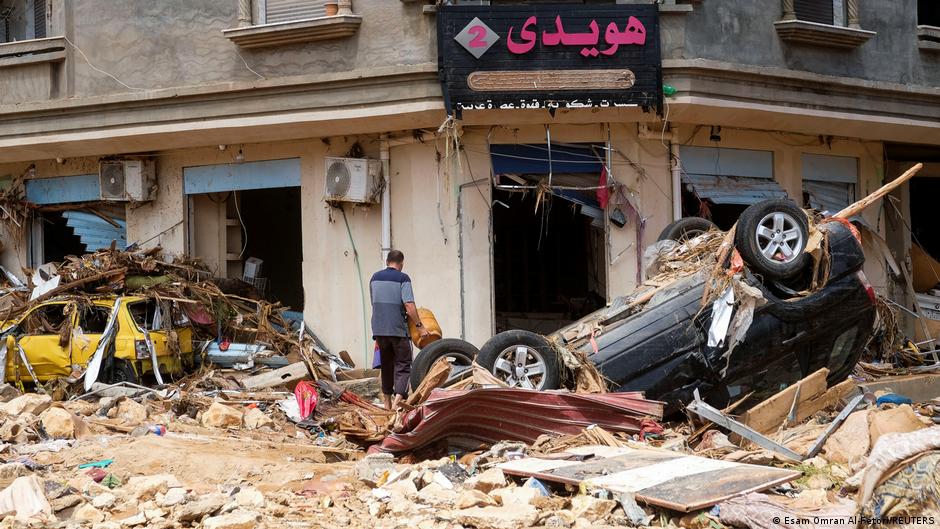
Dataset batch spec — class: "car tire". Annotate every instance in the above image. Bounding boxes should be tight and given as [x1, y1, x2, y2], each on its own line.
[477, 330, 560, 390]
[734, 199, 811, 280]
[409, 338, 480, 391]
[657, 217, 717, 242]
[108, 359, 138, 385]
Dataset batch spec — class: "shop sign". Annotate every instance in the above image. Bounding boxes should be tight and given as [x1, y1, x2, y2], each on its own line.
[438, 4, 662, 114]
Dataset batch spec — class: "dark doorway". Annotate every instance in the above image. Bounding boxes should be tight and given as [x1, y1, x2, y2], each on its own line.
[492, 186, 607, 334]
[910, 177, 940, 258]
[236, 187, 303, 311]
[39, 212, 85, 263]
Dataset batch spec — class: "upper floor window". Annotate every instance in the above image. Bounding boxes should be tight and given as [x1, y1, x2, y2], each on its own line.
[0, 0, 45, 43]
[917, 0, 940, 51]
[257, 0, 327, 25]
[775, 0, 874, 49]
[224, 0, 361, 49]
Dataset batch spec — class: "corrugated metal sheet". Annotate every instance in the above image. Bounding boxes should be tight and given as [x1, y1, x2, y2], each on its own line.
[183, 158, 301, 195]
[680, 146, 774, 179]
[378, 387, 664, 453]
[805, 180, 854, 215]
[25, 174, 99, 204]
[802, 154, 858, 184]
[795, 0, 834, 24]
[61, 211, 126, 251]
[683, 173, 788, 205]
[264, 0, 326, 24]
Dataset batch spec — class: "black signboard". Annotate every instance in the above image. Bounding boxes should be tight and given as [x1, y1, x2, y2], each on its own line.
[437, 4, 662, 115]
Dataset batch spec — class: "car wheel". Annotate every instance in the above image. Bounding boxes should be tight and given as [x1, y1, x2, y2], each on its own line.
[409, 338, 479, 391]
[734, 199, 810, 280]
[108, 359, 138, 385]
[477, 330, 560, 390]
[657, 217, 717, 242]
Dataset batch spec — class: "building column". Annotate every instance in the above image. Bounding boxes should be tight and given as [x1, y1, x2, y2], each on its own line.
[846, 0, 860, 29]
[781, 0, 796, 21]
[237, 0, 252, 27]
[337, 0, 354, 16]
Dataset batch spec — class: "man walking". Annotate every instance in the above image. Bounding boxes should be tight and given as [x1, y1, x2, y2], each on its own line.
[370, 250, 428, 410]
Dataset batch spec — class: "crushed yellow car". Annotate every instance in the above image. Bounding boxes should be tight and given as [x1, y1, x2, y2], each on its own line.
[2, 295, 194, 384]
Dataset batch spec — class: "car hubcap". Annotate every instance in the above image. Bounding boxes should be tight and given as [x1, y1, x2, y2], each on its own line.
[493, 345, 546, 390]
[755, 212, 804, 263]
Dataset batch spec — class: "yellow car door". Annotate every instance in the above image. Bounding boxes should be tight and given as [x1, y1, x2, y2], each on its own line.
[8, 302, 73, 382]
[70, 303, 114, 369]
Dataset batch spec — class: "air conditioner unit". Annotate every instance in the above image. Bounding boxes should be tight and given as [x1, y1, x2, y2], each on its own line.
[99, 159, 157, 202]
[324, 157, 382, 204]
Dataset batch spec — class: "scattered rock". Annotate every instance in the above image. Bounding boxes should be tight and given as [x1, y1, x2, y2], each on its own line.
[73, 504, 105, 523]
[63, 399, 98, 416]
[0, 384, 21, 403]
[92, 493, 117, 510]
[119, 512, 147, 526]
[93, 522, 121, 529]
[384, 478, 418, 497]
[452, 505, 539, 529]
[464, 468, 506, 494]
[175, 494, 225, 523]
[356, 453, 395, 486]
[242, 408, 274, 430]
[542, 510, 576, 528]
[803, 474, 834, 490]
[115, 399, 148, 426]
[491, 485, 541, 506]
[159, 488, 186, 507]
[0, 463, 29, 480]
[40, 407, 76, 439]
[368, 501, 386, 517]
[3, 394, 51, 416]
[416, 483, 457, 505]
[126, 474, 181, 500]
[455, 489, 498, 509]
[51, 494, 83, 512]
[233, 486, 264, 509]
[201, 403, 243, 429]
[202, 509, 260, 529]
[570, 495, 617, 521]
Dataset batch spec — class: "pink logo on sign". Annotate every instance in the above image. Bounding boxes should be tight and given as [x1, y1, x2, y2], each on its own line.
[507, 15, 646, 57]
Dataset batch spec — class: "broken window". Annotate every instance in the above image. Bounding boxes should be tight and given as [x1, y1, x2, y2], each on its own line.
[0, 0, 45, 43]
[801, 154, 857, 215]
[76, 305, 111, 334]
[679, 146, 785, 230]
[20, 303, 68, 335]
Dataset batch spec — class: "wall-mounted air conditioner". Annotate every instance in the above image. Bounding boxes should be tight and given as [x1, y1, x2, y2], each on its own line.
[99, 159, 157, 202]
[323, 157, 382, 204]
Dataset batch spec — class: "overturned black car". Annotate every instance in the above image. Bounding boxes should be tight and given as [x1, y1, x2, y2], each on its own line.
[411, 199, 877, 412]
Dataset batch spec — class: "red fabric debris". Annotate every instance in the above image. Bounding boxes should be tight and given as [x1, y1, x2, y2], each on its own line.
[820, 216, 861, 242]
[638, 418, 664, 440]
[294, 381, 319, 421]
[597, 167, 609, 209]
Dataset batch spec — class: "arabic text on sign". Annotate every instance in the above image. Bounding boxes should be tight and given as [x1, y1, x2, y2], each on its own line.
[507, 15, 647, 57]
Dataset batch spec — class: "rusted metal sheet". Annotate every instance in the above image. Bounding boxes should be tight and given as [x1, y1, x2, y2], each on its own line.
[499, 445, 801, 512]
[377, 388, 664, 453]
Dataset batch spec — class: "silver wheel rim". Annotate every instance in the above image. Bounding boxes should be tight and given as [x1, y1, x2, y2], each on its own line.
[755, 212, 804, 264]
[492, 345, 547, 390]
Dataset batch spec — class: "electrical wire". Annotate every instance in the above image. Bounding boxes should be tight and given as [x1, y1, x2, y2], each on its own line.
[340, 206, 370, 361]
[232, 191, 248, 259]
[64, 35, 146, 91]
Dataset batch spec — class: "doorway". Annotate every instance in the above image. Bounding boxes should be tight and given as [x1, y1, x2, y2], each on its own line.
[492, 183, 607, 334]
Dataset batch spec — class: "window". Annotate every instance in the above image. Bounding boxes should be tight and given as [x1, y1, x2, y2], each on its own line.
[801, 154, 857, 215]
[20, 303, 68, 335]
[258, 0, 327, 25]
[920, 0, 940, 28]
[775, 0, 874, 48]
[0, 0, 45, 43]
[76, 305, 111, 334]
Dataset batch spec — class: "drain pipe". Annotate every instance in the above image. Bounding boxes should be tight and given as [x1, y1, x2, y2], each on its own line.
[670, 137, 682, 222]
[380, 134, 391, 263]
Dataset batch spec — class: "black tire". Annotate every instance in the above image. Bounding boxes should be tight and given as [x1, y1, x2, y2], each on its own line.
[734, 199, 811, 280]
[657, 217, 717, 242]
[477, 330, 560, 390]
[409, 338, 480, 391]
[107, 359, 139, 385]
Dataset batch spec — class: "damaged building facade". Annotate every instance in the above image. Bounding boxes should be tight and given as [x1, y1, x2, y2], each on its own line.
[0, 0, 937, 367]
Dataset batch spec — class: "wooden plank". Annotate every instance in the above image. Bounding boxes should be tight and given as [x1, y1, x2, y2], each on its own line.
[740, 368, 829, 435]
[242, 362, 309, 390]
[498, 446, 800, 512]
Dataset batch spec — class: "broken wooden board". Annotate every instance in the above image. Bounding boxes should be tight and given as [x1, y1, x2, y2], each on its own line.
[740, 368, 836, 435]
[242, 362, 309, 390]
[499, 445, 800, 512]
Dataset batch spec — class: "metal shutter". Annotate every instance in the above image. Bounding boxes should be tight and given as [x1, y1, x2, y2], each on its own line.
[33, 0, 45, 39]
[794, 0, 833, 25]
[264, 0, 326, 24]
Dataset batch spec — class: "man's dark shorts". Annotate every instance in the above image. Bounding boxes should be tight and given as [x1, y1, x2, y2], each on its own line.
[376, 336, 412, 397]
